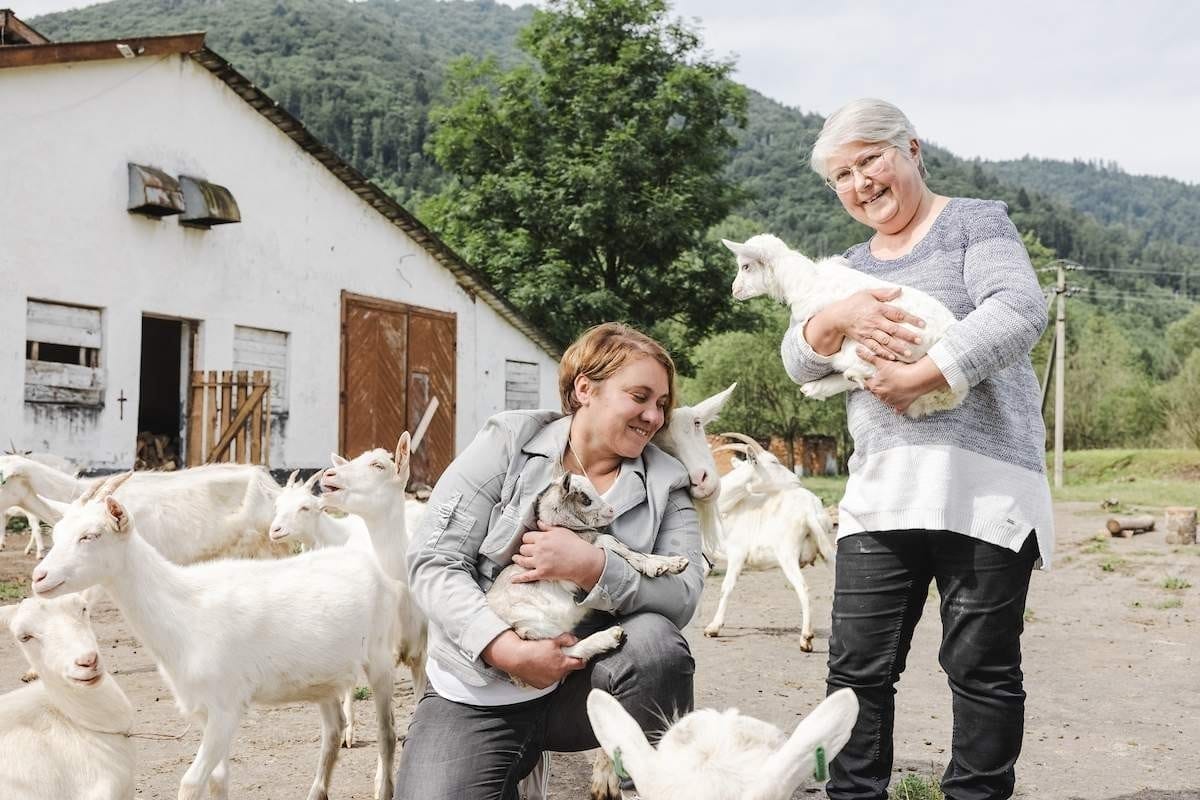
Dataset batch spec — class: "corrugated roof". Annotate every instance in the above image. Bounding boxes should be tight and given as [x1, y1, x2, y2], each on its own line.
[0, 24, 562, 358]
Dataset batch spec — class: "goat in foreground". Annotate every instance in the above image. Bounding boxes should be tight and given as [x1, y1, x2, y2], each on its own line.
[703, 434, 836, 651]
[724, 234, 964, 417]
[32, 474, 400, 800]
[587, 687, 859, 800]
[0, 593, 135, 800]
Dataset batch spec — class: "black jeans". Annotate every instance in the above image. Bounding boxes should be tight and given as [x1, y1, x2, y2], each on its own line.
[826, 530, 1039, 800]
[393, 612, 694, 799]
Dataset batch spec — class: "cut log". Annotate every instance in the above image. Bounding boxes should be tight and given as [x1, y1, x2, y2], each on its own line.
[1164, 507, 1197, 545]
[1106, 516, 1155, 538]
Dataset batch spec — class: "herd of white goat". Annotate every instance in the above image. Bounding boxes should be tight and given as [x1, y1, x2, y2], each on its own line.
[0, 385, 857, 800]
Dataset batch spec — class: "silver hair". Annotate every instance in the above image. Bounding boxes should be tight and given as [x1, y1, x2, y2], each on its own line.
[809, 98, 929, 180]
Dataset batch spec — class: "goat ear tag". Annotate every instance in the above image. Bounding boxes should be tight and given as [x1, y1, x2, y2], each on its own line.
[812, 745, 827, 782]
[611, 747, 631, 781]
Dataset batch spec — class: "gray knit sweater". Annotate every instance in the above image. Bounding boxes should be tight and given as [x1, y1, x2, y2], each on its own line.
[780, 197, 1055, 564]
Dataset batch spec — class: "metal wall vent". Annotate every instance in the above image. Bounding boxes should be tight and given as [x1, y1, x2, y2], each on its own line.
[179, 175, 241, 228]
[127, 163, 185, 218]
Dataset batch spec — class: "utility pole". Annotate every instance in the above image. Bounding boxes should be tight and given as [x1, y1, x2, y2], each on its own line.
[1053, 262, 1066, 489]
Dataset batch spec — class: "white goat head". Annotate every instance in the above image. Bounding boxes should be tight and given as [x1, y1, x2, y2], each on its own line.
[1, 593, 104, 688]
[587, 688, 858, 800]
[653, 383, 736, 500]
[723, 234, 791, 301]
[320, 433, 411, 515]
[268, 470, 324, 544]
[31, 473, 135, 599]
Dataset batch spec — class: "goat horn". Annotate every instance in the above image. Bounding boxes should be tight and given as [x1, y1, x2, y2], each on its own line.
[711, 443, 751, 455]
[720, 432, 767, 455]
[285, 469, 300, 489]
[94, 471, 135, 502]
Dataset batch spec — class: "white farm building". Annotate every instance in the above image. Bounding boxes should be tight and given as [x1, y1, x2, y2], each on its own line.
[0, 13, 560, 485]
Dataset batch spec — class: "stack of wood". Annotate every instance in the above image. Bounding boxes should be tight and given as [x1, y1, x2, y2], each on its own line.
[135, 432, 179, 471]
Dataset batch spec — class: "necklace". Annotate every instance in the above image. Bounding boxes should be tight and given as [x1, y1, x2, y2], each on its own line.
[567, 436, 594, 489]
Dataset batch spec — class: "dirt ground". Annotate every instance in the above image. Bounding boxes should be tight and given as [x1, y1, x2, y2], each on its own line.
[2, 501, 1197, 800]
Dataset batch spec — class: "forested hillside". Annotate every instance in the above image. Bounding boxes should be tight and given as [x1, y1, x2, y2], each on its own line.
[31, 0, 1200, 449]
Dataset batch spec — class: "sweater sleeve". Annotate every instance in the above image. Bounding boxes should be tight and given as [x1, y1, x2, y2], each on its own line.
[780, 318, 837, 385]
[925, 204, 1049, 393]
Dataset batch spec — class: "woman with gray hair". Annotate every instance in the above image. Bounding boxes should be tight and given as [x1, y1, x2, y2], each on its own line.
[783, 98, 1054, 800]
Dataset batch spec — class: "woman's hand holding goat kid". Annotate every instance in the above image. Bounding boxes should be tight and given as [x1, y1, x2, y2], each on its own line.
[805, 286, 926, 362]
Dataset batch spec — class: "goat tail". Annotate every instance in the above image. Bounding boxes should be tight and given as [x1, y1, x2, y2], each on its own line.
[809, 505, 837, 567]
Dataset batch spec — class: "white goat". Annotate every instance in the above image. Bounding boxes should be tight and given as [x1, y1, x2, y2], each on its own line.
[1, 452, 77, 558]
[32, 475, 401, 800]
[0, 593, 135, 800]
[0, 456, 291, 565]
[320, 435, 429, 696]
[724, 234, 964, 417]
[702, 434, 836, 652]
[587, 687, 859, 800]
[651, 383, 737, 560]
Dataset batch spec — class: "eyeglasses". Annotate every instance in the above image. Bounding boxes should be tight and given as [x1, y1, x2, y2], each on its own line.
[824, 145, 899, 192]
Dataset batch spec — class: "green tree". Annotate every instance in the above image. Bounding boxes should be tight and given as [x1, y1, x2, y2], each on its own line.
[1162, 349, 1200, 448]
[422, 0, 748, 346]
[683, 305, 847, 470]
[1165, 305, 1200, 373]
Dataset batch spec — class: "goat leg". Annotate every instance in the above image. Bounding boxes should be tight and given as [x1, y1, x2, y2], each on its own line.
[594, 534, 688, 577]
[561, 625, 625, 661]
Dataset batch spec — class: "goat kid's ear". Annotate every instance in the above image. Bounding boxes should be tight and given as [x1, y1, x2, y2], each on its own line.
[747, 688, 860, 800]
[394, 432, 411, 471]
[693, 382, 737, 426]
[104, 496, 131, 533]
[330, 453, 349, 467]
[560, 472, 572, 492]
[585, 690, 657, 787]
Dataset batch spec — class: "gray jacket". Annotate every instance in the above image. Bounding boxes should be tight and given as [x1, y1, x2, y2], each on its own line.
[407, 410, 703, 687]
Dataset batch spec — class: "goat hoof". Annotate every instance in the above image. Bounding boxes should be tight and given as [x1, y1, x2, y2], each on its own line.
[20, 669, 39, 683]
[799, 636, 814, 653]
[703, 626, 720, 638]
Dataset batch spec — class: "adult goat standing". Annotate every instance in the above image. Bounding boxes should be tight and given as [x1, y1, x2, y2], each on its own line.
[32, 474, 400, 800]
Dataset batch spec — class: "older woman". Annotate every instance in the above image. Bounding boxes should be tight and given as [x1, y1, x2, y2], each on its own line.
[783, 99, 1054, 800]
[394, 322, 702, 799]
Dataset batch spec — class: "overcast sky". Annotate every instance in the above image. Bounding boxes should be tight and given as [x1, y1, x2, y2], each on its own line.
[18, 0, 1200, 185]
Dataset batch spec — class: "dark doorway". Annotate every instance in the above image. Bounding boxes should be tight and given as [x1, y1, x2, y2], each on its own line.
[138, 316, 183, 469]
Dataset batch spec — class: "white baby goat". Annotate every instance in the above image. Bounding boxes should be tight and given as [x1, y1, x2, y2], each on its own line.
[587, 687, 859, 800]
[703, 434, 835, 652]
[0, 593, 135, 800]
[724, 234, 964, 417]
[32, 474, 401, 800]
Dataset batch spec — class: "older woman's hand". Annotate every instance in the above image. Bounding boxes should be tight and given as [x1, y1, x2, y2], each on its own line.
[807, 288, 926, 362]
[856, 348, 949, 414]
[510, 521, 606, 589]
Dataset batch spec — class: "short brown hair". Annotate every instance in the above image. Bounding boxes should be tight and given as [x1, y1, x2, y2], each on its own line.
[558, 323, 677, 420]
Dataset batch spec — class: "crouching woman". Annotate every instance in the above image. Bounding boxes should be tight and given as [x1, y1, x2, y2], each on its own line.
[393, 322, 704, 800]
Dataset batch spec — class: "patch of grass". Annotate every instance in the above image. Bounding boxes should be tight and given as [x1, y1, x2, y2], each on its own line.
[0, 580, 26, 602]
[891, 773, 944, 800]
[1155, 598, 1183, 610]
[1023, 607, 1036, 623]
[1051, 449, 1200, 507]
[1129, 600, 1143, 609]
[1162, 576, 1192, 591]
[1099, 557, 1129, 573]
[801, 475, 847, 507]
[4, 515, 30, 532]
[353, 686, 370, 701]
[1081, 536, 1110, 555]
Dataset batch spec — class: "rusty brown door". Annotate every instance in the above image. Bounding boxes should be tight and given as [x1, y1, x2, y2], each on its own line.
[340, 292, 456, 487]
